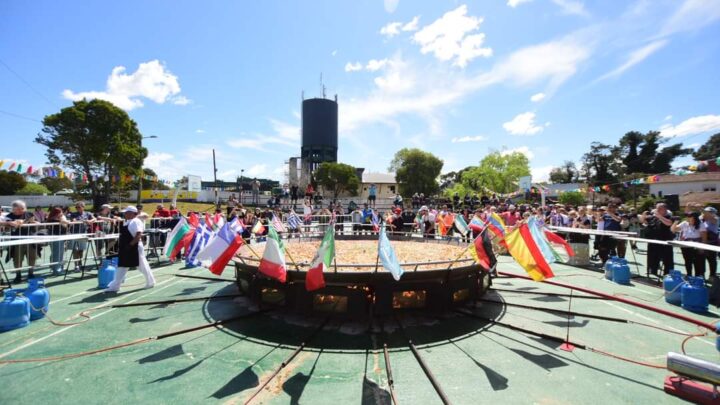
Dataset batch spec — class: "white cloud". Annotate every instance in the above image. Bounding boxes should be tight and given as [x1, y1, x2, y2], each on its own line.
[502, 146, 535, 160]
[659, 114, 720, 138]
[195, 129, 206, 133]
[451, 135, 487, 143]
[660, 0, 720, 37]
[331, 50, 338, 56]
[247, 164, 268, 177]
[596, 39, 667, 81]
[402, 16, 420, 31]
[380, 22, 403, 38]
[551, 0, 588, 16]
[366, 59, 389, 72]
[503, 112, 544, 135]
[227, 119, 300, 151]
[62, 60, 188, 111]
[412, 5, 492, 68]
[530, 92, 546, 102]
[269, 119, 300, 140]
[507, 0, 533, 8]
[532, 165, 554, 182]
[384, 0, 399, 13]
[664, 115, 673, 121]
[344, 62, 363, 72]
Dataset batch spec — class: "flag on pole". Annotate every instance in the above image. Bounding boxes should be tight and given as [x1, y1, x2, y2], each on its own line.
[469, 231, 493, 269]
[258, 227, 287, 282]
[26, 166, 33, 174]
[544, 229, 575, 261]
[272, 214, 286, 233]
[228, 217, 245, 234]
[378, 224, 403, 281]
[8, 162, 16, 171]
[454, 214, 470, 235]
[16, 164, 23, 173]
[163, 217, 195, 259]
[505, 222, 554, 281]
[486, 212, 507, 240]
[204, 213, 215, 230]
[371, 211, 380, 232]
[306, 225, 335, 291]
[252, 220, 266, 235]
[0, 160, 4, 169]
[469, 217, 485, 232]
[287, 212, 301, 231]
[196, 222, 244, 275]
[186, 223, 212, 267]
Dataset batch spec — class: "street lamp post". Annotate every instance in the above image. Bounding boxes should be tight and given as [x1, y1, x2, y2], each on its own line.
[138, 135, 158, 206]
[240, 169, 244, 204]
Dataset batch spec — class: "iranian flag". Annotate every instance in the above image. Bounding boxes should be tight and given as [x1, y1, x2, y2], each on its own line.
[258, 227, 287, 282]
[306, 226, 335, 291]
[163, 217, 196, 259]
[196, 222, 244, 275]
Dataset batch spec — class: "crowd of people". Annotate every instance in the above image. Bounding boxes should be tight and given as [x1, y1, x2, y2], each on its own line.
[2, 193, 718, 285]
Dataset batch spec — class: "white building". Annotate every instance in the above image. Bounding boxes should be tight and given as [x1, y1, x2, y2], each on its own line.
[360, 172, 398, 199]
[649, 173, 720, 196]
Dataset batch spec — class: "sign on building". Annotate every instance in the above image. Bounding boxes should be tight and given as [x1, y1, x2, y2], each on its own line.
[518, 176, 532, 191]
[187, 175, 201, 192]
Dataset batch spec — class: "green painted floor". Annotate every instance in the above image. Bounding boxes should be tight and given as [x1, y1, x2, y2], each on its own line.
[1, 247, 718, 404]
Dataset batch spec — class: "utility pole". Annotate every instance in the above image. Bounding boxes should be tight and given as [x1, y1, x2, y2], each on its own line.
[213, 148, 219, 209]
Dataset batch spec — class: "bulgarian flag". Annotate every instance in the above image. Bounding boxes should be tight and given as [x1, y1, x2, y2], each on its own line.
[258, 227, 287, 282]
[196, 222, 244, 275]
[163, 217, 196, 259]
[306, 226, 335, 291]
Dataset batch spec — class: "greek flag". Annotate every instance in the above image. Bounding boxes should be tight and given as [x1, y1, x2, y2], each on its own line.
[186, 223, 213, 267]
[287, 212, 301, 230]
[378, 224, 403, 281]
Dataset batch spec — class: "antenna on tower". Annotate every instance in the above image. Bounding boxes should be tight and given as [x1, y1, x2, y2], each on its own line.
[320, 73, 326, 98]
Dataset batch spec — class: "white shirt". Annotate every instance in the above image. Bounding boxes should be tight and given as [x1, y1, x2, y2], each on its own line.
[126, 218, 145, 238]
[678, 221, 706, 240]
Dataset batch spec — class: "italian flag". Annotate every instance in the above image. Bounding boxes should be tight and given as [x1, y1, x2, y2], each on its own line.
[164, 217, 195, 259]
[258, 227, 287, 282]
[306, 226, 335, 291]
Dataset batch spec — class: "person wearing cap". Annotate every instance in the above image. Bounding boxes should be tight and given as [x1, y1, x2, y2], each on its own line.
[105, 206, 156, 292]
[702, 207, 718, 277]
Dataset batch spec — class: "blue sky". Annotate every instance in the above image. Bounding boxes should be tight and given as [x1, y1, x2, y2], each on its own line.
[1, 0, 719, 184]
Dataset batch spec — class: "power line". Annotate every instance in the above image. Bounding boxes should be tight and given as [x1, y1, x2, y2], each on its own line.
[0, 58, 59, 109]
[0, 109, 43, 123]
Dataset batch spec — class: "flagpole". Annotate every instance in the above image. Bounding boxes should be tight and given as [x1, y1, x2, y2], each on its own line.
[285, 243, 302, 272]
[445, 221, 493, 271]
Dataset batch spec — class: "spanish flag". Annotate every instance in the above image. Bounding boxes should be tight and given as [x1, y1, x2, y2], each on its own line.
[505, 222, 554, 281]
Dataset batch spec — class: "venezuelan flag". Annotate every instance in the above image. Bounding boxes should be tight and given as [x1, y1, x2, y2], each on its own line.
[486, 212, 506, 240]
[505, 223, 554, 281]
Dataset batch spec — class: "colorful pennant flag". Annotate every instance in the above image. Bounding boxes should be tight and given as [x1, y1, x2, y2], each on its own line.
[505, 222, 554, 282]
[196, 222, 244, 275]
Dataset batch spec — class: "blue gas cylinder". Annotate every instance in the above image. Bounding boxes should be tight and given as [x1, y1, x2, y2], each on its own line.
[681, 276, 709, 313]
[111, 257, 119, 266]
[98, 259, 116, 289]
[604, 256, 617, 280]
[612, 259, 631, 285]
[664, 270, 684, 305]
[24, 277, 50, 320]
[0, 289, 31, 332]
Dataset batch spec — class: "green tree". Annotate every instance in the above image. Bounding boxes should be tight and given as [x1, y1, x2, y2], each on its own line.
[693, 133, 720, 160]
[652, 143, 692, 173]
[580, 142, 623, 185]
[549, 161, 579, 183]
[0, 170, 27, 195]
[390, 148, 443, 196]
[558, 191, 586, 207]
[17, 182, 51, 195]
[39, 176, 74, 194]
[36, 99, 148, 207]
[619, 131, 645, 174]
[461, 151, 530, 194]
[618, 131, 691, 175]
[314, 162, 360, 198]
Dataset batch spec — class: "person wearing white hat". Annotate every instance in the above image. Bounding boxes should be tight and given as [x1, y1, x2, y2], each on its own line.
[105, 206, 155, 292]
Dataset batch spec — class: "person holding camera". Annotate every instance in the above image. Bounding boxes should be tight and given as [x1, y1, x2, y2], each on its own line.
[641, 203, 675, 277]
[597, 203, 623, 265]
[671, 211, 707, 278]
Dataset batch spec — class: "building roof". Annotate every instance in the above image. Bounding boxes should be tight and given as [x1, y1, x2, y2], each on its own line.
[362, 172, 396, 184]
[655, 172, 720, 184]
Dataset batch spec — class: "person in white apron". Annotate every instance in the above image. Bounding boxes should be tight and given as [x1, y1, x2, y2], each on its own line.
[104, 206, 155, 293]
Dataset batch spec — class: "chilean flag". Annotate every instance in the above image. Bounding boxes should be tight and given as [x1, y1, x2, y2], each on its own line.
[196, 222, 244, 275]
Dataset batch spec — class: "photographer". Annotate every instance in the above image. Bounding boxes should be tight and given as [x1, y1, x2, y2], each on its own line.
[640, 203, 675, 277]
[671, 211, 706, 278]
